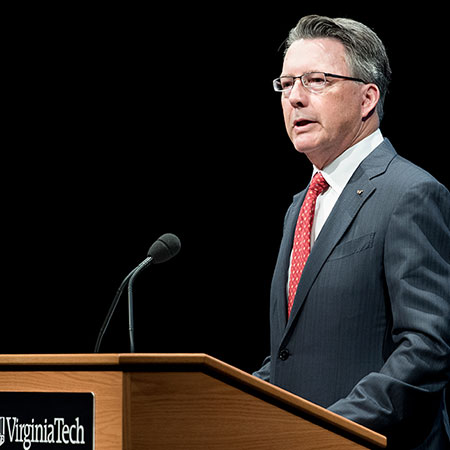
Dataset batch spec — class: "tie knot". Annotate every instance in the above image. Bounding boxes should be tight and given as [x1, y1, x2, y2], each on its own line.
[310, 172, 329, 195]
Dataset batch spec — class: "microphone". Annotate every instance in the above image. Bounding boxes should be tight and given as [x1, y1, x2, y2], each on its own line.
[147, 232, 182, 264]
[94, 233, 181, 353]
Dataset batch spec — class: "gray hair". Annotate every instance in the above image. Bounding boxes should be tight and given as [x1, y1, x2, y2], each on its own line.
[285, 15, 391, 120]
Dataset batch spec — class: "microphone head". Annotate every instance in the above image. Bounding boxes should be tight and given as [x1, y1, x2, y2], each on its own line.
[148, 233, 181, 264]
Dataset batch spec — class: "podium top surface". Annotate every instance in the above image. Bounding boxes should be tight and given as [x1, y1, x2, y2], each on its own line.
[0, 353, 386, 448]
[0, 353, 198, 366]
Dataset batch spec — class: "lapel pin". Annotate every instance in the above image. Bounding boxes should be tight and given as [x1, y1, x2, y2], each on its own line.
[357, 189, 364, 195]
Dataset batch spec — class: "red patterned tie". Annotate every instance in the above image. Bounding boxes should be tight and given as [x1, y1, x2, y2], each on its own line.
[288, 172, 329, 317]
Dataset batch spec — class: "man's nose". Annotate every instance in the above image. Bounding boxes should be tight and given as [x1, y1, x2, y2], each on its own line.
[288, 79, 308, 108]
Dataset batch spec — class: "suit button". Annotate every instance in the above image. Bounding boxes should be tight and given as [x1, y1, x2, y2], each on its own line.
[279, 349, 290, 361]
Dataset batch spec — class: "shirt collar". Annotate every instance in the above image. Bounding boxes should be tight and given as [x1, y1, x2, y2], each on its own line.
[313, 129, 384, 195]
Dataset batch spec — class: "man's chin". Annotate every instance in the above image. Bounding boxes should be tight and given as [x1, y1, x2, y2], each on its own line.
[291, 140, 331, 169]
[292, 140, 319, 156]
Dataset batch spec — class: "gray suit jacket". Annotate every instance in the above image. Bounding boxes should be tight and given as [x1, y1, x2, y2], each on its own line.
[254, 139, 450, 449]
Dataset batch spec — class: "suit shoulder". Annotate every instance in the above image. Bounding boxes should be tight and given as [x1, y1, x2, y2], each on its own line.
[391, 154, 440, 183]
[389, 155, 450, 203]
[374, 141, 448, 193]
[383, 153, 450, 226]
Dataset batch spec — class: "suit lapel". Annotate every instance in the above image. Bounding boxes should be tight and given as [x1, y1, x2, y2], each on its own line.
[281, 139, 397, 340]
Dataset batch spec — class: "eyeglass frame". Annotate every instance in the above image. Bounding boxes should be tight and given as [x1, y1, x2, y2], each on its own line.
[273, 72, 367, 94]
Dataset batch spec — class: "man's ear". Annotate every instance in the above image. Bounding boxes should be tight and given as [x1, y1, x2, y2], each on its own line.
[361, 83, 380, 120]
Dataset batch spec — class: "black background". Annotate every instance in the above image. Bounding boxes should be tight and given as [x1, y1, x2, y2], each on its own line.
[4, 5, 448, 377]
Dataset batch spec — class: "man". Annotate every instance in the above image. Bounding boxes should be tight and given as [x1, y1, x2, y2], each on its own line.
[253, 15, 450, 449]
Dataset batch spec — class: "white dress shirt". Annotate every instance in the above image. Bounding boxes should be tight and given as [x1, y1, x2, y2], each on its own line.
[310, 129, 384, 247]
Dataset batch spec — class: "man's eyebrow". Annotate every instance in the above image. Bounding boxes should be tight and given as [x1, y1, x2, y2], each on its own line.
[280, 70, 324, 77]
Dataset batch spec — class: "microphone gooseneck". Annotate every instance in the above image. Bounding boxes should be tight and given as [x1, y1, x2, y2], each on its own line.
[127, 256, 153, 353]
[94, 264, 139, 353]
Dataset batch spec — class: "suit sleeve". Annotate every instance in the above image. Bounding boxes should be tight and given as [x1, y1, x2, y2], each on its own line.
[328, 179, 450, 447]
[252, 355, 271, 381]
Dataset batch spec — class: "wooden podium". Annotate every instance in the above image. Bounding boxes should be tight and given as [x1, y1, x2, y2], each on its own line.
[0, 353, 386, 449]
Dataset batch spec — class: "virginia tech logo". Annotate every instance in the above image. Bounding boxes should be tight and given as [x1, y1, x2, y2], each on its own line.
[0, 416, 85, 449]
[0, 392, 93, 449]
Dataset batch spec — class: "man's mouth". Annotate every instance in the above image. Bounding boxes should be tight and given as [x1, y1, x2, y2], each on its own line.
[294, 119, 315, 128]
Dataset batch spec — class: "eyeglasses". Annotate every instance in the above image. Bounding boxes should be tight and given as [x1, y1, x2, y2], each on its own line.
[273, 72, 366, 94]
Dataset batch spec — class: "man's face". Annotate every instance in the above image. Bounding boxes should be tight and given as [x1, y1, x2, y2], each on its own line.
[281, 38, 376, 168]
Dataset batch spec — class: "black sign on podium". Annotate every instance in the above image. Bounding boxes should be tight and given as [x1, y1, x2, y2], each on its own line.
[0, 392, 94, 449]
